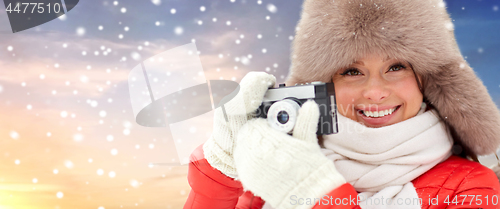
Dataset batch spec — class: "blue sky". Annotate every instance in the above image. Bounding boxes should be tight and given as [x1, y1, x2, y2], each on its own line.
[445, 0, 500, 101]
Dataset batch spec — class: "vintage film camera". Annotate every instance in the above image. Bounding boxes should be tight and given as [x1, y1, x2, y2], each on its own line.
[255, 82, 338, 135]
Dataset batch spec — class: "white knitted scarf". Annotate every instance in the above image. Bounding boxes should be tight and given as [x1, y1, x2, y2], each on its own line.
[262, 104, 453, 209]
[320, 105, 453, 208]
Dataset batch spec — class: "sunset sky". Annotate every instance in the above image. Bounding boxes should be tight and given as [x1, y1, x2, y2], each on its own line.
[0, 0, 499, 208]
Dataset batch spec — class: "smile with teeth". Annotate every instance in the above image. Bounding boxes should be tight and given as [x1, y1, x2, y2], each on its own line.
[361, 106, 399, 118]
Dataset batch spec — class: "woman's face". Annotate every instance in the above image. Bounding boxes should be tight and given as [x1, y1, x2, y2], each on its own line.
[332, 54, 423, 128]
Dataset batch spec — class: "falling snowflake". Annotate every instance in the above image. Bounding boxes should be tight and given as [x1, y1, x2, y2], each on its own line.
[151, 0, 161, 6]
[56, 192, 64, 198]
[174, 26, 184, 35]
[108, 171, 116, 178]
[130, 179, 140, 188]
[445, 22, 454, 30]
[73, 134, 83, 142]
[267, 4, 277, 13]
[80, 75, 89, 83]
[76, 27, 85, 36]
[64, 160, 73, 169]
[10, 131, 19, 139]
[90, 100, 98, 107]
[241, 57, 250, 65]
[131, 52, 141, 60]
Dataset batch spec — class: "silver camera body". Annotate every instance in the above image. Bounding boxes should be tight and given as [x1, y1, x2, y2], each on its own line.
[256, 82, 338, 135]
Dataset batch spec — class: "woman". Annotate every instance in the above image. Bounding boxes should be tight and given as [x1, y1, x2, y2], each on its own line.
[184, 0, 500, 208]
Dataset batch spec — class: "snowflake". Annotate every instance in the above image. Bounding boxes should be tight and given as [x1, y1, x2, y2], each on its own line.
[267, 4, 277, 13]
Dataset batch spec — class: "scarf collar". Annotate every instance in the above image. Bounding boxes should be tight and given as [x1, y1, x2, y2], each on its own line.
[321, 103, 453, 192]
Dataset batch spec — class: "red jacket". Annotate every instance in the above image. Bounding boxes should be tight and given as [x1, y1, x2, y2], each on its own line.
[184, 144, 500, 209]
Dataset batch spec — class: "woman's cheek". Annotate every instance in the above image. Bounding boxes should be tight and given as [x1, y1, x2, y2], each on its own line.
[393, 78, 423, 119]
[335, 88, 357, 118]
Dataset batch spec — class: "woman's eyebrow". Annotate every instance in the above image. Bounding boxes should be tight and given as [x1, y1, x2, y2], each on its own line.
[353, 60, 364, 66]
[352, 56, 392, 66]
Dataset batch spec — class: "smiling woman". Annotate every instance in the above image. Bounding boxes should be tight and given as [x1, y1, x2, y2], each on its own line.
[332, 54, 424, 128]
[184, 0, 500, 209]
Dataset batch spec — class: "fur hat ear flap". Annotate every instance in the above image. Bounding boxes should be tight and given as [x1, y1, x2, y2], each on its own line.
[423, 60, 500, 155]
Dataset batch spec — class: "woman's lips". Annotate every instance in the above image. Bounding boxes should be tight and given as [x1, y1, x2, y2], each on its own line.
[356, 105, 401, 127]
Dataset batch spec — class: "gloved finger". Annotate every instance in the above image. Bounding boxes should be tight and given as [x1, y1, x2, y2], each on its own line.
[292, 100, 320, 143]
[222, 72, 276, 116]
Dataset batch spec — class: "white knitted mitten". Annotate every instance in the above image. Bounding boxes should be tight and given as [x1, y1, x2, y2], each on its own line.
[203, 72, 276, 178]
[234, 100, 346, 209]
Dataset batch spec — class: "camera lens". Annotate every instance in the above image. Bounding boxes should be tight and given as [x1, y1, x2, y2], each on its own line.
[277, 111, 289, 124]
[266, 99, 301, 133]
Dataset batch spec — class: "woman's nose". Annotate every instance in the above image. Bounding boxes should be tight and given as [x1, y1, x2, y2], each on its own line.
[362, 76, 390, 102]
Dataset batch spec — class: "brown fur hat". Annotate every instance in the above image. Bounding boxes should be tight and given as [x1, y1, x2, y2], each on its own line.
[285, 0, 500, 156]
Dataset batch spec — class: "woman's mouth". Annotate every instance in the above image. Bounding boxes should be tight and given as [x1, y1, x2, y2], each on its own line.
[356, 105, 402, 127]
[359, 106, 400, 118]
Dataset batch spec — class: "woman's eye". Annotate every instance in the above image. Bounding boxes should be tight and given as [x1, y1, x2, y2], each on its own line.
[388, 64, 406, 72]
[340, 68, 362, 76]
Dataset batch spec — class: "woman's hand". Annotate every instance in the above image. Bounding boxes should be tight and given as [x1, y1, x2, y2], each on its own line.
[203, 72, 276, 178]
[234, 100, 347, 209]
